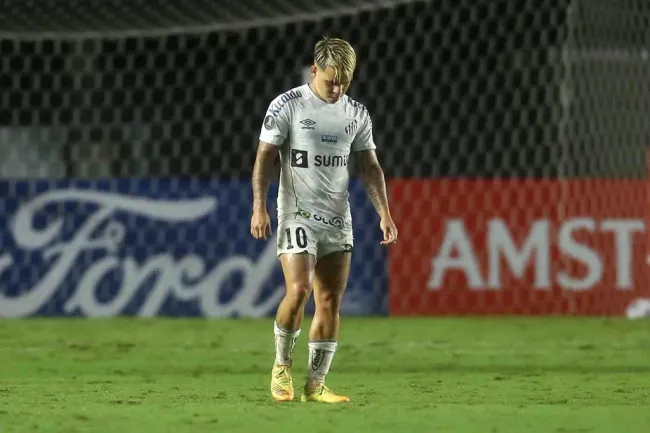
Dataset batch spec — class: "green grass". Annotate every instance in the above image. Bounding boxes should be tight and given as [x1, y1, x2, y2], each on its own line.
[0, 317, 649, 433]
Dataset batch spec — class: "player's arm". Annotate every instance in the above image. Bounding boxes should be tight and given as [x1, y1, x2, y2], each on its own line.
[251, 141, 279, 239]
[352, 113, 398, 245]
[251, 104, 290, 239]
[357, 149, 398, 245]
[357, 149, 390, 219]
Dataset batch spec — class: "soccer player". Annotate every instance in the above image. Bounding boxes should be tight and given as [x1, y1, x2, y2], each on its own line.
[250, 36, 398, 403]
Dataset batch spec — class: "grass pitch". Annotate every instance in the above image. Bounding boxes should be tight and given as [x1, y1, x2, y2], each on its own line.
[0, 317, 648, 433]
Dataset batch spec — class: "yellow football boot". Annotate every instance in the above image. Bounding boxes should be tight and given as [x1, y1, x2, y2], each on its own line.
[270, 364, 294, 402]
[300, 383, 350, 403]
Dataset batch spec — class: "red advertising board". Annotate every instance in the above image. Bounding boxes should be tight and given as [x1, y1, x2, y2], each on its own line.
[388, 179, 649, 315]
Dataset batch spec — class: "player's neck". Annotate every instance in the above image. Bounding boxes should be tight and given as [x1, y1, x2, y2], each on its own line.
[307, 82, 329, 104]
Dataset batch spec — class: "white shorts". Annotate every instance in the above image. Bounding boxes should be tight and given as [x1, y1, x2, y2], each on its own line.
[277, 219, 353, 259]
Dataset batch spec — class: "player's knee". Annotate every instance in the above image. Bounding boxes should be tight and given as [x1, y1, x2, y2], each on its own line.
[314, 290, 342, 314]
[286, 282, 311, 305]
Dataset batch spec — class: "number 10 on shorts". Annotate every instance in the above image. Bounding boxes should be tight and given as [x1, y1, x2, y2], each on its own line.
[285, 226, 308, 249]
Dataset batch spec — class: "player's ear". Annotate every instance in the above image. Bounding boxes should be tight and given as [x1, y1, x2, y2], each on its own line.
[310, 64, 318, 77]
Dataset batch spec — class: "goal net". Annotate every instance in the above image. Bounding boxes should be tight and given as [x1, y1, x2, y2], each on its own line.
[0, 0, 648, 318]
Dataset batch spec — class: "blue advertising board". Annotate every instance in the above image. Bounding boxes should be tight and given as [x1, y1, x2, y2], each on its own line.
[0, 179, 387, 317]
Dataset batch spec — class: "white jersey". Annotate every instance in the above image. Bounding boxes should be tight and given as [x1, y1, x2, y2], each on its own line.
[259, 83, 376, 231]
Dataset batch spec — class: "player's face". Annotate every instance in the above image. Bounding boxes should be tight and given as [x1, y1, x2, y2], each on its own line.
[311, 65, 351, 103]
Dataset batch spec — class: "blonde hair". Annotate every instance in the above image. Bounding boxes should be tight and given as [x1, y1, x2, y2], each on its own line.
[314, 36, 357, 82]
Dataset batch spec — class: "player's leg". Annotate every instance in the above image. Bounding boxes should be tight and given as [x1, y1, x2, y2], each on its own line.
[301, 248, 352, 403]
[274, 252, 315, 363]
[271, 222, 318, 402]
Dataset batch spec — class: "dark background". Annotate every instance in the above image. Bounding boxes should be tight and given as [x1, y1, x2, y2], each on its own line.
[0, 0, 648, 179]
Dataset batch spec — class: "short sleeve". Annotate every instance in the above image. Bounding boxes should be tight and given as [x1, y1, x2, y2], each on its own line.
[351, 114, 377, 152]
[259, 97, 291, 146]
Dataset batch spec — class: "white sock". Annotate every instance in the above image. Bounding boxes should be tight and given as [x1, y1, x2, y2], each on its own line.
[274, 321, 301, 366]
[307, 340, 337, 385]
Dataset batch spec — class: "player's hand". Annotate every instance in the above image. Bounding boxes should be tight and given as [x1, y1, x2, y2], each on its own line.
[251, 208, 272, 240]
[380, 216, 398, 246]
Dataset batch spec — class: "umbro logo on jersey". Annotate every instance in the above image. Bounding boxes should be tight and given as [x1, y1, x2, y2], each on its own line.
[345, 119, 358, 137]
[300, 119, 316, 130]
[291, 149, 308, 168]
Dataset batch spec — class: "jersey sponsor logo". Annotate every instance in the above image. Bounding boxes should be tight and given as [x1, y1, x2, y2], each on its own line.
[291, 149, 308, 168]
[345, 119, 358, 137]
[298, 208, 352, 230]
[300, 119, 316, 130]
[321, 134, 338, 143]
[316, 214, 352, 230]
[263, 115, 275, 130]
[268, 90, 302, 117]
[290, 151, 348, 168]
[315, 154, 349, 167]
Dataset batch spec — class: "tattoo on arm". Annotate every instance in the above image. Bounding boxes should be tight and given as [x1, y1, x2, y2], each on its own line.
[252, 143, 278, 211]
[360, 152, 390, 219]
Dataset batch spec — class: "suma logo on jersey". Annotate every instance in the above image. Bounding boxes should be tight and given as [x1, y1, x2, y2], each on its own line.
[290, 150, 349, 168]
